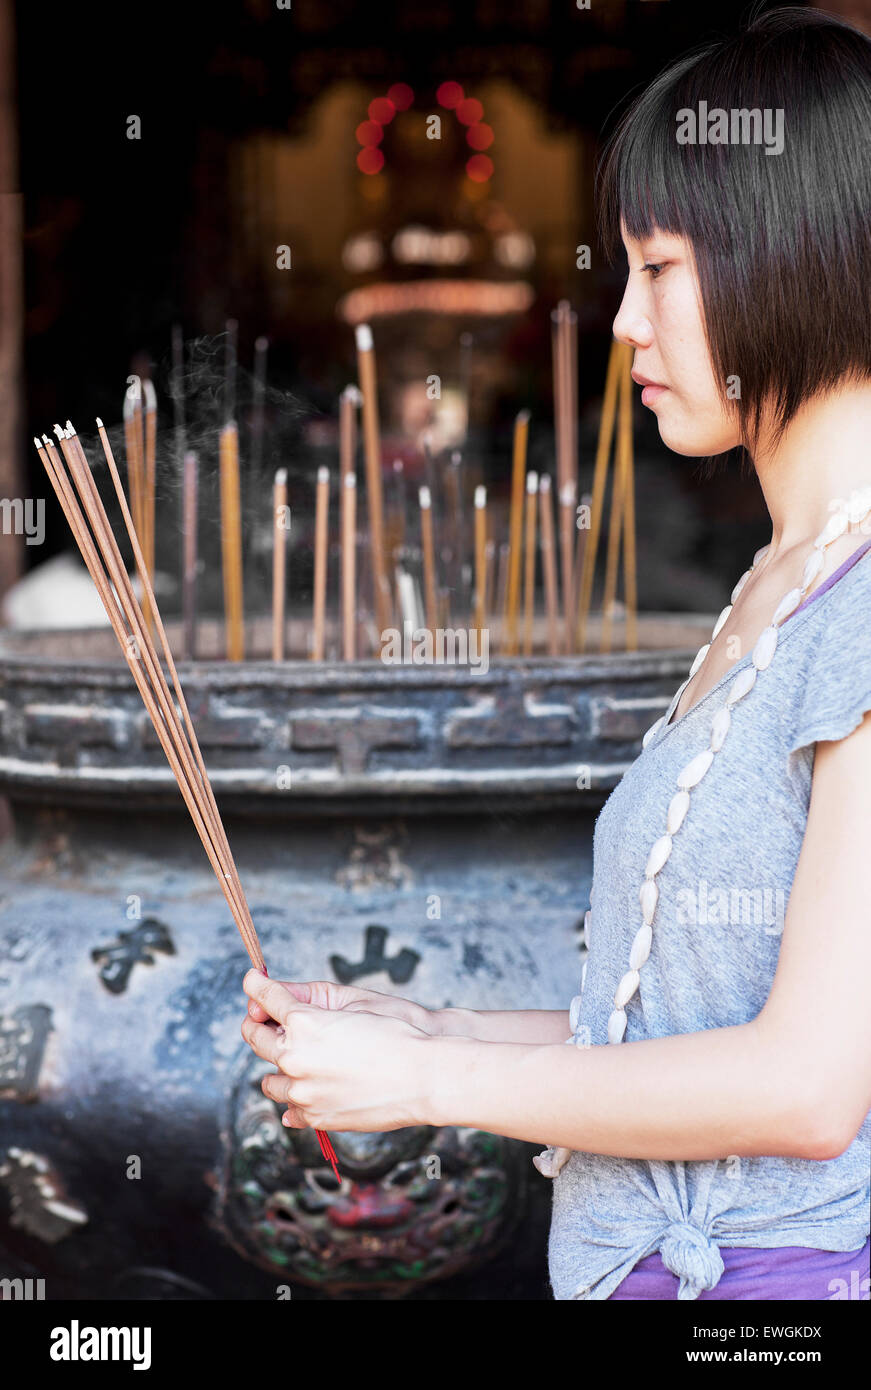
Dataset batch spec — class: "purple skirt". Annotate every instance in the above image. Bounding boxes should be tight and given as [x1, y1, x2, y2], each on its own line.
[608, 1237, 871, 1300]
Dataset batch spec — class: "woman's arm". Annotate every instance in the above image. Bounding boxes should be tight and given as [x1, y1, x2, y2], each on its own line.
[421, 711, 871, 1162]
[242, 713, 871, 1156]
[433, 1007, 572, 1045]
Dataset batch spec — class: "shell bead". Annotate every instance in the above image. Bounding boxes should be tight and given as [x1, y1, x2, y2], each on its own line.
[814, 511, 848, 548]
[677, 748, 714, 790]
[709, 706, 731, 751]
[614, 969, 640, 1009]
[773, 587, 803, 626]
[607, 1008, 627, 1045]
[639, 877, 658, 924]
[752, 625, 779, 671]
[690, 643, 711, 676]
[666, 790, 690, 834]
[583, 909, 591, 949]
[752, 543, 770, 566]
[726, 664, 757, 706]
[569, 993, 583, 1032]
[645, 834, 673, 878]
[847, 488, 871, 525]
[629, 924, 652, 970]
[731, 569, 752, 603]
[711, 606, 731, 640]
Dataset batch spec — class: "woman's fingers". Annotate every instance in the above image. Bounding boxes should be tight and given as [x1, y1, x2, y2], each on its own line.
[246, 978, 315, 1022]
[242, 969, 309, 1025]
[240, 1015, 288, 1066]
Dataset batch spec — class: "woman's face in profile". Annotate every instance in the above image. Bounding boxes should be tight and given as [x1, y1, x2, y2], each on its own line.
[613, 221, 742, 458]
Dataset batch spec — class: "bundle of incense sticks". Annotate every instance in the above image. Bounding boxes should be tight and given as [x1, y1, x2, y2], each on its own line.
[551, 301, 579, 653]
[32, 422, 340, 1182]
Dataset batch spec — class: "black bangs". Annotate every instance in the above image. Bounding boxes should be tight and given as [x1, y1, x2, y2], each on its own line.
[595, 6, 871, 457]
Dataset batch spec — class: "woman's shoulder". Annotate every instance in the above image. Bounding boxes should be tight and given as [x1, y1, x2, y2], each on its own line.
[781, 543, 871, 760]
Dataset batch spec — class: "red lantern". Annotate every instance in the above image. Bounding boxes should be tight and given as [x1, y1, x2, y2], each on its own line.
[466, 154, 493, 183]
[466, 122, 494, 151]
[357, 147, 385, 175]
[388, 83, 414, 110]
[436, 81, 464, 109]
[369, 97, 395, 126]
[356, 120, 383, 148]
[456, 98, 484, 126]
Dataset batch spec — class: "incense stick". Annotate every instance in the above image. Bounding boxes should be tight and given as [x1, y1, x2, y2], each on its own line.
[538, 474, 560, 656]
[312, 466, 329, 661]
[503, 409, 530, 655]
[219, 422, 244, 661]
[575, 336, 621, 652]
[522, 470, 538, 656]
[34, 423, 340, 1180]
[40, 426, 258, 961]
[618, 345, 638, 650]
[272, 467, 288, 662]
[341, 470, 357, 661]
[123, 379, 146, 561]
[419, 485, 438, 636]
[473, 484, 487, 636]
[355, 324, 391, 642]
[142, 378, 157, 639]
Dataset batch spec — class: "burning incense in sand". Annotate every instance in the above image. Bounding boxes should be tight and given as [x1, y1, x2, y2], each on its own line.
[538, 474, 560, 657]
[182, 450, 199, 661]
[312, 466, 329, 661]
[474, 484, 487, 636]
[503, 409, 530, 655]
[355, 324, 391, 640]
[272, 467, 288, 662]
[219, 422, 244, 662]
[341, 470, 357, 661]
[419, 485, 438, 635]
[142, 378, 157, 637]
[552, 302, 579, 652]
[123, 379, 145, 548]
[522, 470, 539, 656]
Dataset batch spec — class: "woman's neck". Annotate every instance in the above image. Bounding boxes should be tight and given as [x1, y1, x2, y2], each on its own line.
[750, 379, 871, 561]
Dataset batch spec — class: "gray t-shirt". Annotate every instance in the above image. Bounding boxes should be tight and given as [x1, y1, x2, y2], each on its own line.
[548, 543, 871, 1301]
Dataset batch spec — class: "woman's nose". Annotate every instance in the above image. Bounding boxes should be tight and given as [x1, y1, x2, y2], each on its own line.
[612, 278, 652, 352]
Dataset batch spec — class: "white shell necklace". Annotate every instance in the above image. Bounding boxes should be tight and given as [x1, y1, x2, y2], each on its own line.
[534, 484, 871, 1179]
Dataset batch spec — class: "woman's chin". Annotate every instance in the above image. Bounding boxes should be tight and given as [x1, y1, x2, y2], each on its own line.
[655, 413, 737, 458]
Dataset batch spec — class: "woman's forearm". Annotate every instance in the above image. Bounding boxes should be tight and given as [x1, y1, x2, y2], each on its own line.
[433, 1006, 571, 1045]
[420, 1016, 837, 1161]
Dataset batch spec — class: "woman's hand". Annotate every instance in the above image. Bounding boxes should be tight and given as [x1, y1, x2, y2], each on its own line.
[245, 975, 440, 1036]
[241, 970, 436, 1132]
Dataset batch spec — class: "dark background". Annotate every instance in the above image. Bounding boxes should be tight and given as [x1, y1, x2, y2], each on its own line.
[5, 0, 869, 615]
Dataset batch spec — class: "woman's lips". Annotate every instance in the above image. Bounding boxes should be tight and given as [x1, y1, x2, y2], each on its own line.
[631, 370, 669, 407]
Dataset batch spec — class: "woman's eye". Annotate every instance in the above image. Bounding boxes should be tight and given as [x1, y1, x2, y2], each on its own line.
[642, 262, 665, 279]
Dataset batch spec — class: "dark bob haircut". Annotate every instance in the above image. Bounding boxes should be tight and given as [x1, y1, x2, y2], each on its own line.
[597, 5, 871, 461]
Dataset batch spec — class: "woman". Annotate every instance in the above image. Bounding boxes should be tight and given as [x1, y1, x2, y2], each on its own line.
[242, 8, 871, 1300]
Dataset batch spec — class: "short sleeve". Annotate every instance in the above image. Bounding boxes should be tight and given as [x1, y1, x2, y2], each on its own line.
[786, 565, 871, 761]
